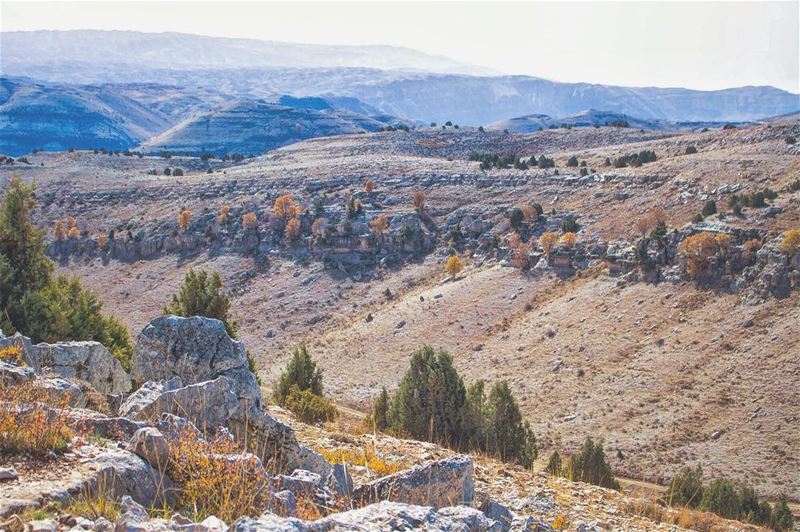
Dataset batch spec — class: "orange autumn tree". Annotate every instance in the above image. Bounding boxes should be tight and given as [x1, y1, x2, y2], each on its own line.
[780, 229, 800, 255]
[285, 218, 301, 241]
[217, 205, 231, 226]
[54, 220, 66, 241]
[369, 214, 389, 237]
[364, 179, 374, 194]
[412, 190, 425, 213]
[242, 212, 258, 229]
[273, 194, 299, 223]
[508, 232, 532, 269]
[540, 231, 559, 256]
[445, 254, 463, 278]
[560, 232, 578, 249]
[178, 208, 192, 231]
[678, 232, 718, 279]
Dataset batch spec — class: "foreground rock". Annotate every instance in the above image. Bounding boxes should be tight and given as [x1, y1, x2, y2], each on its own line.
[353, 455, 474, 508]
[0, 333, 131, 394]
[128, 316, 303, 471]
[0, 444, 171, 518]
[232, 501, 502, 531]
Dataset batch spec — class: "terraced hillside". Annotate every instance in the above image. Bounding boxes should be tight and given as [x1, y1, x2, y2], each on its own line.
[1, 120, 798, 505]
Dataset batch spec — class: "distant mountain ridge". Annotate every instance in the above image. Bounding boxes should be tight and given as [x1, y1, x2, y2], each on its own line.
[0, 77, 413, 156]
[486, 109, 758, 133]
[3, 31, 798, 125]
[0, 30, 494, 75]
[137, 99, 410, 156]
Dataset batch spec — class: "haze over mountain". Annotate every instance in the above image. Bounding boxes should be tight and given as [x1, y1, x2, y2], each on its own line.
[3, 31, 797, 128]
[486, 109, 758, 133]
[0, 30, 494, 75]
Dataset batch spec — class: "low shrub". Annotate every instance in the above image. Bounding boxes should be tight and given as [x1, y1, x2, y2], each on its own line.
[318, 445, 408, 476]
[563, 438, 619, 490]
[167, 429, 267, 523]
[0, 381, 74, 457]
[284, 385, 338, 424]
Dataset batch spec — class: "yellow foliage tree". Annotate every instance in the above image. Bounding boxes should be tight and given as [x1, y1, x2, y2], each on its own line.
[273, 194, 299, 222]
[54, 220, 66, 241]
[780, 229, 800, 255]
[67, 226, 81, 239]
[285, 217, 301, 241]
[178, 209, 192, 231]
[369, 214, 389, 236]
[364, 179, 374, 194]
[540, 231, 559, 256]
[66, 216, 77, 229]
[412, 190, 425, 213]
[242, 212, 258, 229]
[508, 233, 532, 269]
[560, 232, 578, 248]
[678, 232, 718, 279]
[217, 205, 231, 226]
[445, 254, 463, 278]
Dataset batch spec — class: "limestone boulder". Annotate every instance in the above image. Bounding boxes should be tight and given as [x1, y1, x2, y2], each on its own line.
[353, 455, 474, 509]
[33, 340, 132, 394]
[232, 501, 500, 531]
[129, 316, 304, 472]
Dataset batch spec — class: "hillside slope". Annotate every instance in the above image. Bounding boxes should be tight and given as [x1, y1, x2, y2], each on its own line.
[2, 120, 798, 504]
[137, 99, 396, 156]
[0, 77, 171, 155]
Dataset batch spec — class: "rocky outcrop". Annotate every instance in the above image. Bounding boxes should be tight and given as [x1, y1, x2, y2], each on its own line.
[232, 501, 501, 532]
[0, 444, 172, 518]
[129, 316, 303, 471]
[0, 333, 130, 394]
[353, 455, 474, 509]
[34, 341, 131, 394]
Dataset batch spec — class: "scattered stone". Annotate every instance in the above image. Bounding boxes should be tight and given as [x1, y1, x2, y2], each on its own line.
[0, 467, 18, 482]
[353, 455, 474, 508]
[130, 427, 170, 471]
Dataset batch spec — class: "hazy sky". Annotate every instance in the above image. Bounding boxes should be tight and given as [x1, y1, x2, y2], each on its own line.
[2, 1, 798, 92]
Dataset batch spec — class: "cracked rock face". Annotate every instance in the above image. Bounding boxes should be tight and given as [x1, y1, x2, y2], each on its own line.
[353, 455, 475, 509]
[129, 316, 304, 472]
[232, 500, 501, 532]
[0, 334, 131, 394]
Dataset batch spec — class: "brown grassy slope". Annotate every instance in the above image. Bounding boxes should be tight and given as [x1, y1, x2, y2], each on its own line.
[306, 264, 800, 501]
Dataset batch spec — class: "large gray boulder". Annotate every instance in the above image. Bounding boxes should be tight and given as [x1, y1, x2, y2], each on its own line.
[119, 377, 185, 419]
[353, 455, 474, 509]
[0, 332, 131, 394]
[33, 340, 132, 394]
[232, 501, 501, 531]
[133, 316, 253, 391]
[0, 444, 172, 518]
[129, 316, 303, 471]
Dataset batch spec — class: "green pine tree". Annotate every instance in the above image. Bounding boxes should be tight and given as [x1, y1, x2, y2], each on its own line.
[273, 345, 324, 406]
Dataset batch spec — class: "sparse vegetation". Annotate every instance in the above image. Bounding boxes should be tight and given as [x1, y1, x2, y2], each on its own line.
[779, 229, 800, 255]
[382, 345, 537, 467]
[445, 254, 463, 278]
[167, 429, 267, 523]
[562, 438, 619, 490]
[0, 178, 133, 368]
[0, 380, 74, 457]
